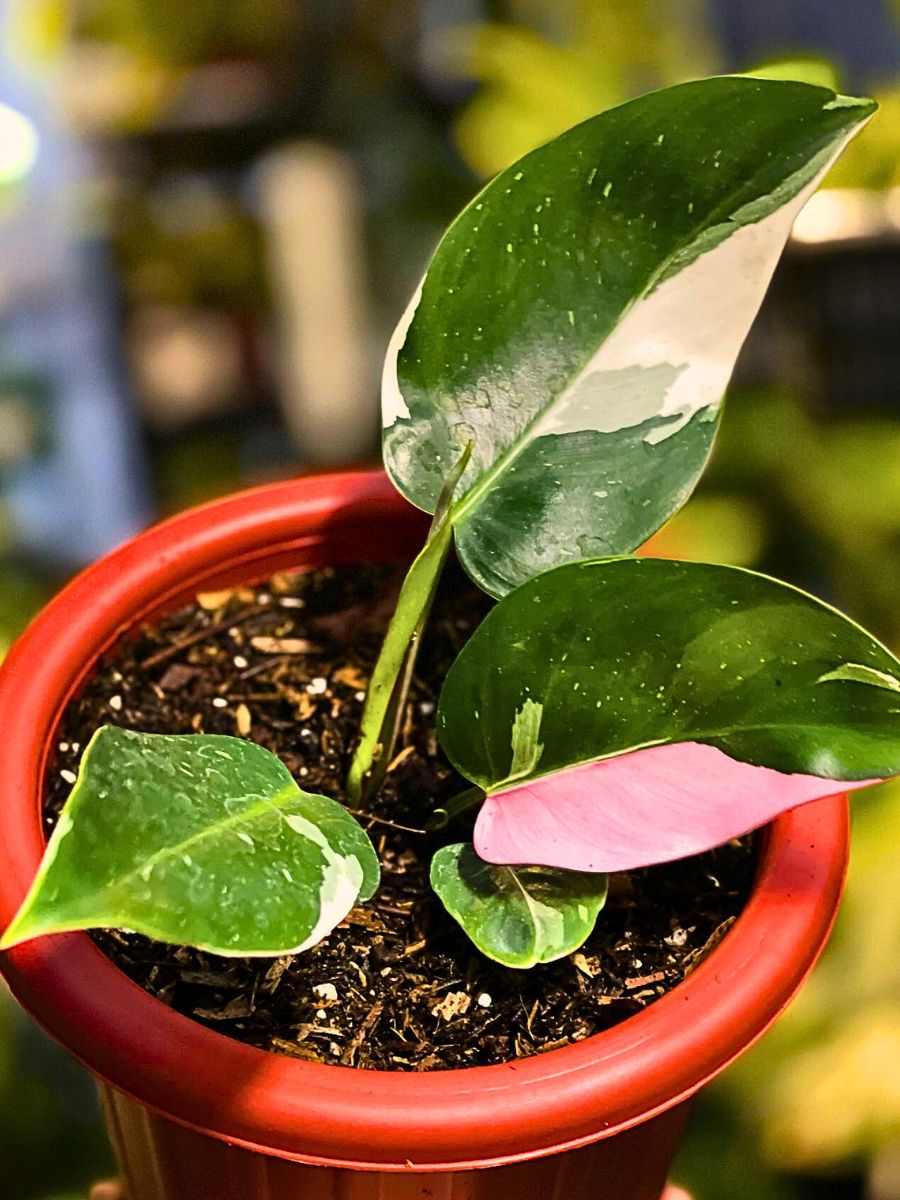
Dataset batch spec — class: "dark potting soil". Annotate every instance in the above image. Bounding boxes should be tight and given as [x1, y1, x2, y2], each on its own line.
[43, 561, 755, 1072]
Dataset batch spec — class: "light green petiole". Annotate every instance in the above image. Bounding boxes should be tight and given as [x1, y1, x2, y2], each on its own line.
[346, 445, 472, 805]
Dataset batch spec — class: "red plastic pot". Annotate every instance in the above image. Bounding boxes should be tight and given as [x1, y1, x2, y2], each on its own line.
[0, 470, 849, 1200]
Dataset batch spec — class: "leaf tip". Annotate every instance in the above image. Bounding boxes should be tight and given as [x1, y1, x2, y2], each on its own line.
[825, 93, 878, 117]
[0, 907, 47, 952]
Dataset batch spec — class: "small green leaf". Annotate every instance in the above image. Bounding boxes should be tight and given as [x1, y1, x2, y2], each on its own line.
[1, 727, 379, 956]
[383, 77, 874, 596]
[430, 842, 608, 968]
[438, 558, 900, 788]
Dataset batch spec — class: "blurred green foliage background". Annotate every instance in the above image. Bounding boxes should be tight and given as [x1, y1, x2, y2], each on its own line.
[1, 2, 900, 1198]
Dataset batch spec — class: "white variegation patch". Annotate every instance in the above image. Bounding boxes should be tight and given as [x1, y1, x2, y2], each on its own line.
[534, 126, 865, 445]
[38, 808, 73, 874]
[817, 662, 900, 692]
[294, 853, 364, 953]
[382, 281, 422, 427]
[283, 809, 366, 954]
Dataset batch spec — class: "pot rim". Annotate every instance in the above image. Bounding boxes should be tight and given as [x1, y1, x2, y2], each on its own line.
[0, 469, 849, 1171]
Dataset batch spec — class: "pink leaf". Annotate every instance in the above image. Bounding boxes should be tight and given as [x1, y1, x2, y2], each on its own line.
[474, 741, 881, 873]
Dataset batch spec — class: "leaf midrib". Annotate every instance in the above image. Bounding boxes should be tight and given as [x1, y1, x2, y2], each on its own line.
[78, 781, 305, 904]
[502, 865, 545, 963]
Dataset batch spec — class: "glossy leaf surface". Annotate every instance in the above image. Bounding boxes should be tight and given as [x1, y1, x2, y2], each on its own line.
[383, 77, 874, 596]
[430, 842, 608, 967]
[2, 727, 379, 955]
[438, 559, 900, 869]
[474, 740, 876, 872]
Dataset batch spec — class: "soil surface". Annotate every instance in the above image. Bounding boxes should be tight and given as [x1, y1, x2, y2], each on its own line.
[43, 562, 755, 1072]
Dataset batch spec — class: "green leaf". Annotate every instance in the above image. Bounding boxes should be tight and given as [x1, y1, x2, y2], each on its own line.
[382, 77, 875, 596]
[430, 842, 608, 968]
[1, 727, 379, 955]
[438, 558, 900, 788]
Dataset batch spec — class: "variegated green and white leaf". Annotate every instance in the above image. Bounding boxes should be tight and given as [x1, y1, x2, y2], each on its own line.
[1, 727, 379, 956]
[437, 559, 900, 874]
[383, 77, 875, 596]
[430, 842, 608, 968]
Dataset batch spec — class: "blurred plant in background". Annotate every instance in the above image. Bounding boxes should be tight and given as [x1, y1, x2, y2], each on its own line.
[442, 0, 900, 195]
[439, 0, 719, 179]
[0, 985, 113, 1200]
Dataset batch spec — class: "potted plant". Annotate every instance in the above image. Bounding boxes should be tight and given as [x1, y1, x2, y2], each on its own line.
[2, 77, 898, 1200]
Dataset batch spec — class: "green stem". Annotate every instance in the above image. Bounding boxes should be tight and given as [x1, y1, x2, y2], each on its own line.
[346, 445, 472, 806]
[424, 785, 486, 832]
